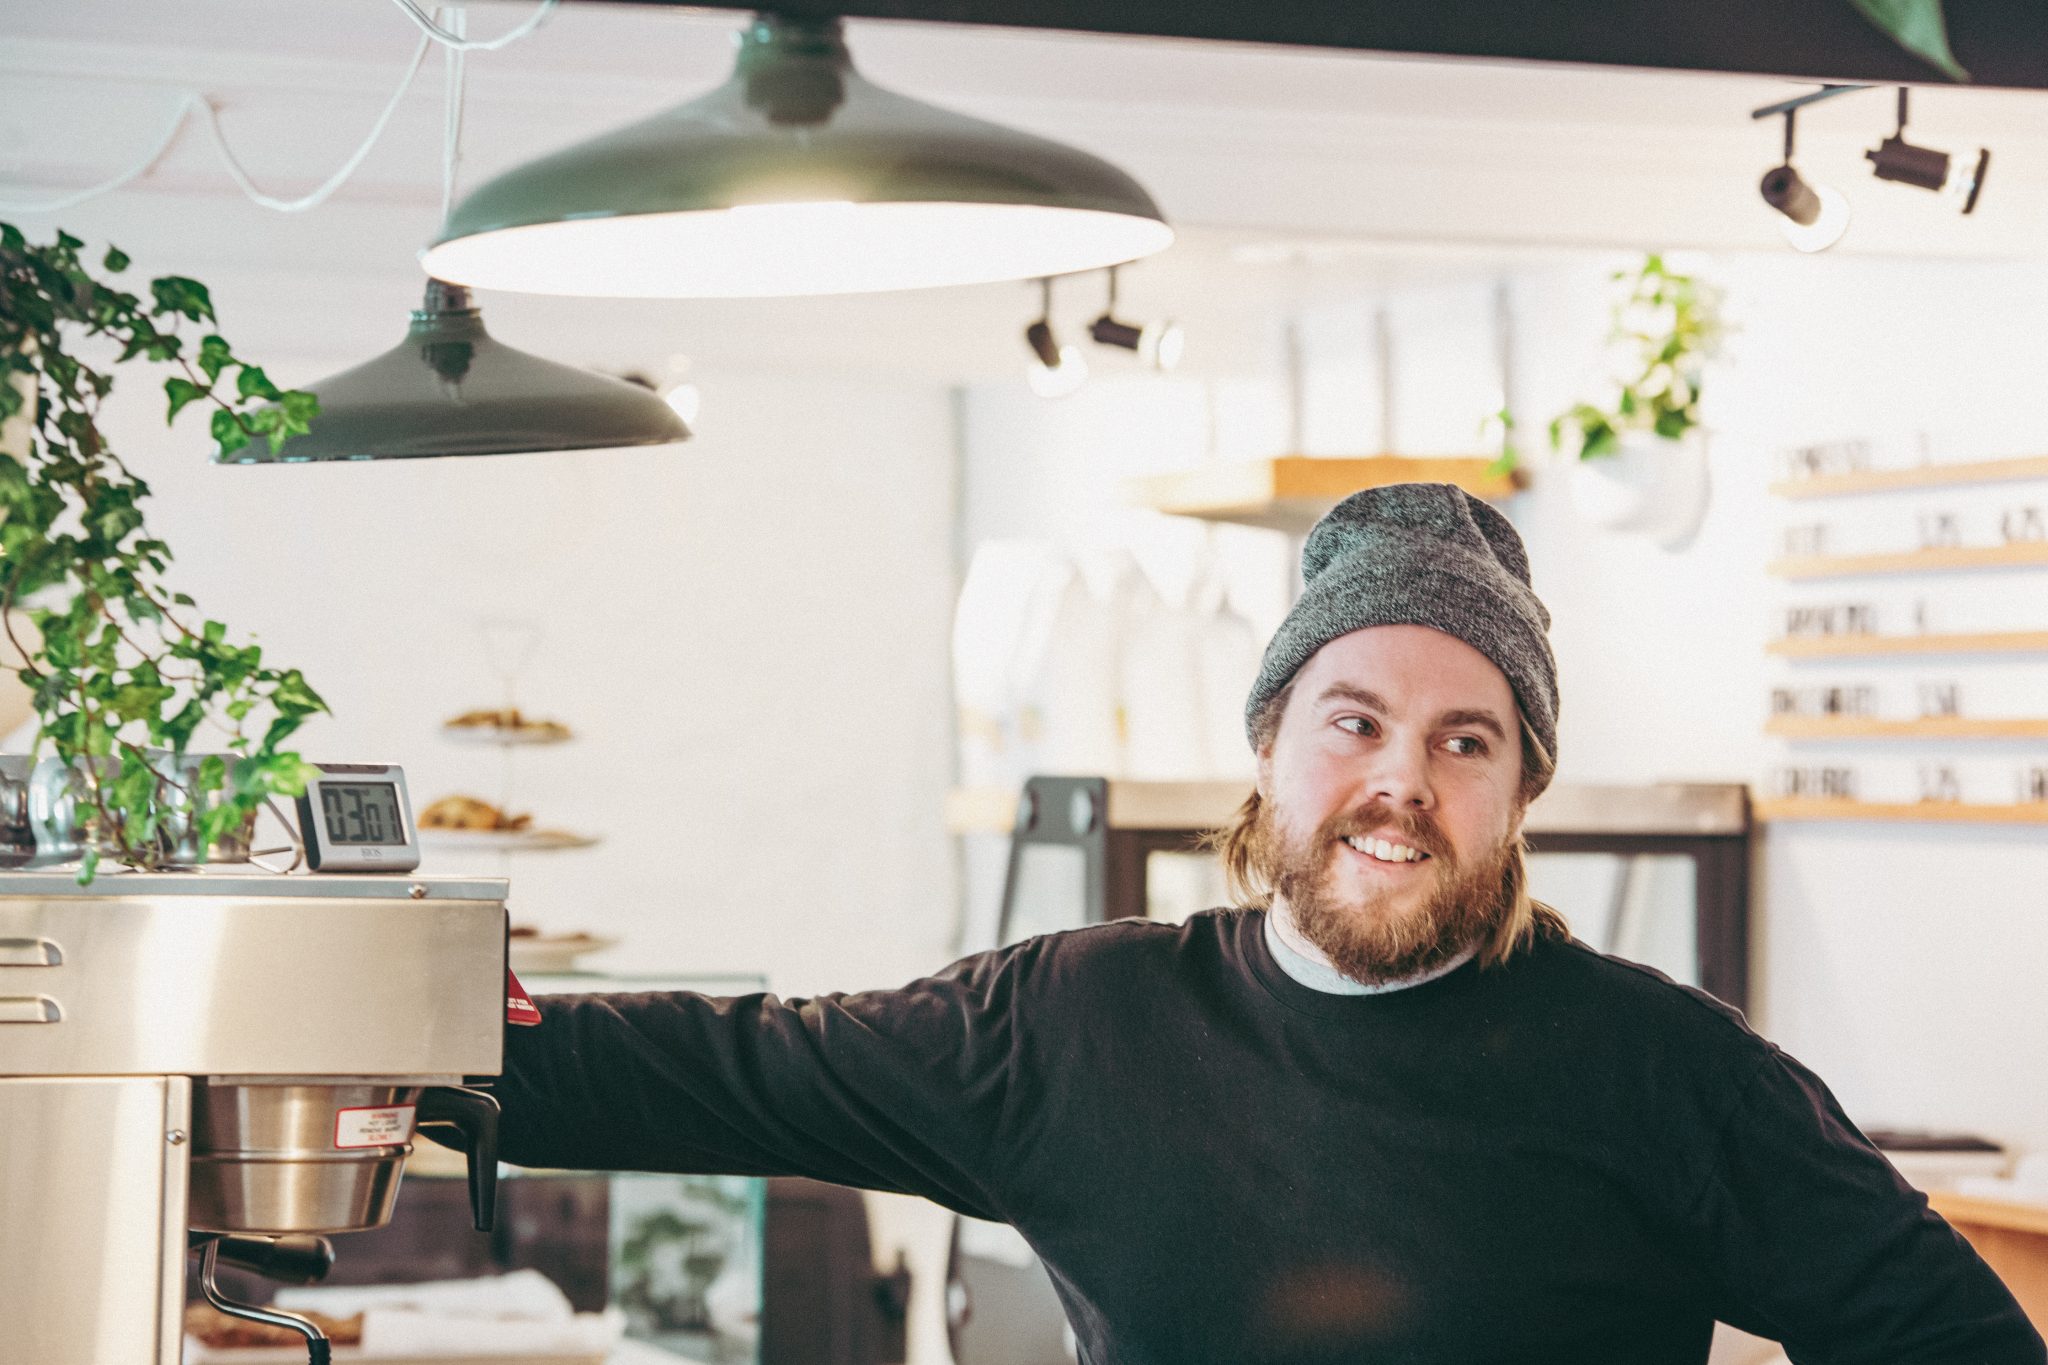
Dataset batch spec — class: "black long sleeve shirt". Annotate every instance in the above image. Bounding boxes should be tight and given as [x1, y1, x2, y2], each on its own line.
[494, 909, 2045, 1364]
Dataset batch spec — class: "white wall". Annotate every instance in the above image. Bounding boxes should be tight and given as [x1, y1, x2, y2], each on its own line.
[81, 341, 962, 1000]
[957, 251, 2048, 1153]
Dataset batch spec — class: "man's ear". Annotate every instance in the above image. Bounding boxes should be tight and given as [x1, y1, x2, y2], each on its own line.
[1255, 743, 1274, 802]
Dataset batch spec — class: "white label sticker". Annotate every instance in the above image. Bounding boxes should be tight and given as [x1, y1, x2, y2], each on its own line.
[334, 1104, 417, 1150]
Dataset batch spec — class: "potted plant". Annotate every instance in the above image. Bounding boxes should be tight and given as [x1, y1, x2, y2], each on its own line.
[1548, 252, 1724, 550]
[0, 223, 326, 880]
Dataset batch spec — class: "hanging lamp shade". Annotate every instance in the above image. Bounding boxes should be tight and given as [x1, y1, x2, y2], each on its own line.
[218, 281, 690, 463]
[418, 13, 1174, 298]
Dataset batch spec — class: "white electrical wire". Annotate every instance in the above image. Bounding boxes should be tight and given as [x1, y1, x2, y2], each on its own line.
[0, 99, 201, 214]
[205, 31, 433, 214]
[439, 7, 468, 224]
[0, 0, 552, 216]
[392, 0, 557, 52]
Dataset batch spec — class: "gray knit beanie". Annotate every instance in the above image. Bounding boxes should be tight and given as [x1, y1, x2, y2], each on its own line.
[1244, 482, 1557, 778]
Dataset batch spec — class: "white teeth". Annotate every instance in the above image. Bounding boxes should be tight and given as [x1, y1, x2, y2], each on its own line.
[1346, 835, 1423, 863]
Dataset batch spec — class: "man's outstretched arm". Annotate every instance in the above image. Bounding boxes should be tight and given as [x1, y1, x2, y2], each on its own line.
[490, 946, 1030, 1223]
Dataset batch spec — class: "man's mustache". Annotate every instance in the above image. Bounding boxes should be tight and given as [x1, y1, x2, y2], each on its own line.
[1318, 801, 1453, 864]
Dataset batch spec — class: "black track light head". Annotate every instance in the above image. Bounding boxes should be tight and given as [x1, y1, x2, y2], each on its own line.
[1864, 87, 1989, 214]
[1087, 266, 1184, 370]
[1025, 318, 1063, 370]
[1088, 315, 1146, 352]
[1756, 107, 1848, 252]
[1760, 164, 1823, 226]
[1022, 276, 1087, 396]
[1866, 137, 1989, 213]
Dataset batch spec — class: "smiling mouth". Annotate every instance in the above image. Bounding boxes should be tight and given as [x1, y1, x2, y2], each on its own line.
[1341, 834, 1431, 865]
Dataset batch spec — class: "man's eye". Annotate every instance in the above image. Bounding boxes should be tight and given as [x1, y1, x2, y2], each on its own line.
[1444, 735, 1487, 757]
[1336, 716, 1376, 737]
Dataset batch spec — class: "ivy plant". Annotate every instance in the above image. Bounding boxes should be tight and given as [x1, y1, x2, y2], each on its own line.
[0, 223, 326, 880]
[1547, 253, 1723, 464]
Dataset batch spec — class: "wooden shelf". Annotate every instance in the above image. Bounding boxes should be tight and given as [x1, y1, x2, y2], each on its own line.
[950, 781, 1747, 837]
[1768, 630, 2048, 659]
[1128, 455, 1518, 533]
[1771, 454, 2048, 499]
[1767, 541, 2048, 581]
[1928, 1192, 2048, 1333]
[947, 782, 1252, 835]
[1766, 716, 2048, 741]
[1931, 1192, 2048, 1238]
[1755, 799, 2048, 825]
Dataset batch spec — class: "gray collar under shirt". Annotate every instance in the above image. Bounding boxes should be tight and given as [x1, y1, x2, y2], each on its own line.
[1263, 908, 1478, 995]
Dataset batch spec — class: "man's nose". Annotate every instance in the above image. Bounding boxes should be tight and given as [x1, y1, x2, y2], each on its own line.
[1365, 737, 1435, 810]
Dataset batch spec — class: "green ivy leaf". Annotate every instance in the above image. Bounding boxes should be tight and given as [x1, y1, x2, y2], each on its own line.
[197, 335, 233, 384]
[210, 407, 250, 457]
[149, 276, 214, 324]
[102, 246, 130, 273]
[235, 365, 283, 402]
[164, 377, 207, 423]
[280, 390, 320, 425]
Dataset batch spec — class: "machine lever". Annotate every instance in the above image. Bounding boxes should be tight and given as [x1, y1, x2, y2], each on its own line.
[199, 1238, 331, 1365]
[417, 1085, 501, 1232]
[188, 1231, 335, 1286]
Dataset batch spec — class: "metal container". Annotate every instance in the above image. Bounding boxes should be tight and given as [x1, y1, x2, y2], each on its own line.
[188, 1081, 423, 1235]
[23, 756, 123, 869]
[0, 755, 33, 869]
[19, 752, 255, 869]
[147, 749, 256, 866]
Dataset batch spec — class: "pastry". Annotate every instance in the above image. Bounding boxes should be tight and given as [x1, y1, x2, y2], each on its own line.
[184, 1302, 363, 1348]
[443, 707, 572, 742]
[418, 795, 533, 832]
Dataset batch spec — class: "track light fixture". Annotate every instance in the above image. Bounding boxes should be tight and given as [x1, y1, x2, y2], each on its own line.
[1866, 88, 1988, 214]
[1758, 106, 1850, 253]
[1088, 266, 1185, 371]
[1024, 277, 1087, 398]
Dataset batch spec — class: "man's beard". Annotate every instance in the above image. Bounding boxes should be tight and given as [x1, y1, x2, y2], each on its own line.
[1250, 797, 1516, 986]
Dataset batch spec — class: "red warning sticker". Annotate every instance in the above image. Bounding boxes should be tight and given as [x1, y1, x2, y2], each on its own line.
[334, 1104, 416, 1150]
[507, 968, 542, 1027]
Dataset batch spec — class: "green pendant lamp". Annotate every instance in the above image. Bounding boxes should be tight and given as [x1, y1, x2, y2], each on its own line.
[419, 13, 1174, 298]
[216, 280, 690, 463]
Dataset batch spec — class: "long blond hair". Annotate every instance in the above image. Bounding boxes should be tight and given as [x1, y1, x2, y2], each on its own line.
[1206, 682, 1570, 969]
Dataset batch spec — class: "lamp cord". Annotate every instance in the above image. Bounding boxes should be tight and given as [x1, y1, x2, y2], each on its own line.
[0, 0, 551, 217]
[440, 7, 468, 224]
[393, 0, 556, 51]
[211, 32, 431, 214]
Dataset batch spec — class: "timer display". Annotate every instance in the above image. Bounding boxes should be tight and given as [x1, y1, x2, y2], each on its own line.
[294, 763, 421, 872]
[319, 782, 405, 846]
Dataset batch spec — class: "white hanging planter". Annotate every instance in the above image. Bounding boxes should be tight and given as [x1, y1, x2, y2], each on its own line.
[1568, 429, 1712, 551]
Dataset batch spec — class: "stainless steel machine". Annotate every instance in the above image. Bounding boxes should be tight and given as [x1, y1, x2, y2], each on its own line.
[0, 757, 507, 1365]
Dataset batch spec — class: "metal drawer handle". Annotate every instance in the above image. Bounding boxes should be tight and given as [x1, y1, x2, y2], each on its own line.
[0, 937, 63, 967]
[0, 996, 61, 1023]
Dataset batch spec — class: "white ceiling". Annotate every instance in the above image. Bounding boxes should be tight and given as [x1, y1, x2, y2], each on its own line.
[7, 0, 2048, 381]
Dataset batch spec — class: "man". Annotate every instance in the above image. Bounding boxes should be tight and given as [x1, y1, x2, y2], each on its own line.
[490, 484, 2044, 1364]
